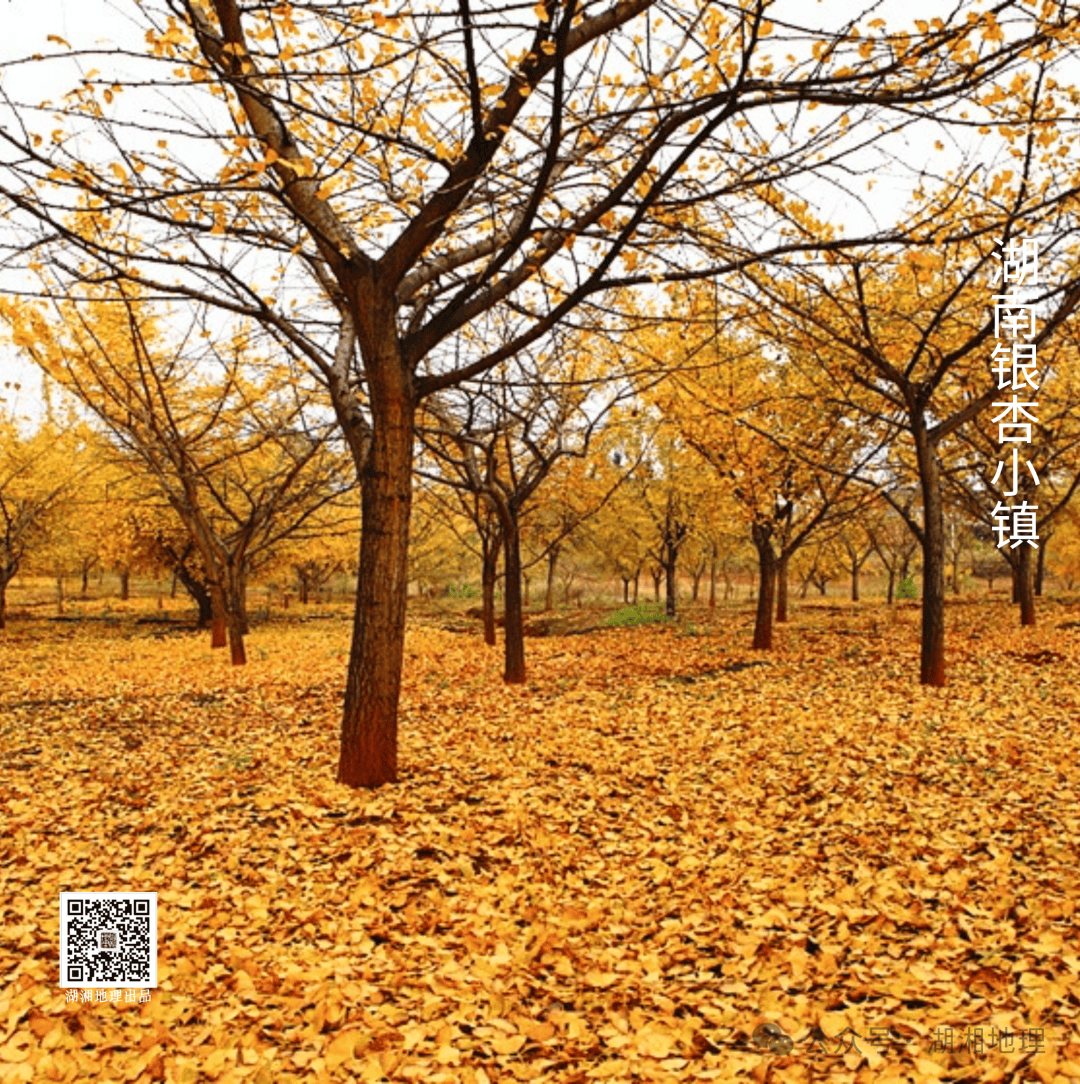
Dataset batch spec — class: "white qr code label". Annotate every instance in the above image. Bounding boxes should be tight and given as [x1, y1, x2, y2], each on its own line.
[59, 892, 157, 988]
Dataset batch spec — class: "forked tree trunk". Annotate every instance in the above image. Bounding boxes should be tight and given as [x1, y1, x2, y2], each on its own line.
[337, 348, 415, 789]
[913, 421, 946, 686]
[751, 526, 777, 651]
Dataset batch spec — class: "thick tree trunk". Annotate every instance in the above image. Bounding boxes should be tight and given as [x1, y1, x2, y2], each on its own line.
[224, 566, 247, 665]
[1018, 544, 1035, 626]
[210, 589, 227, 648]
[751, 527, 776, 651]
[886, 568, 895, 605]
[775, 552, 789, 623]
[913, 422, 946, 686]
[501, 510, 526, 684]
[337, 346, 415, 789]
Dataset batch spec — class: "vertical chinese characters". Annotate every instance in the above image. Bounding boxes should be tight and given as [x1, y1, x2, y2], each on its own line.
[989, 239, 1041, 549]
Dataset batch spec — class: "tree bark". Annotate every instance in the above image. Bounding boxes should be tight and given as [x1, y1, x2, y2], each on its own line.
[481, 539, 499, 647]
[913, 420, 946, 686]
[775, 552, 789, 623]
[751, 526, 777, 651]
[337, 320, 415, 789]
[664, 553, 677, 618]
[119, 568, 131, 601]
[501, 508, 526, 684]
[1018, 544, 1036, 626]
[544, 547, 557, 612]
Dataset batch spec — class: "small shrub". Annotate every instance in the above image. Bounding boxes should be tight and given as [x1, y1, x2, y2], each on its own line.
[896, 576, 918, 600]
[606, 601, 669, 628]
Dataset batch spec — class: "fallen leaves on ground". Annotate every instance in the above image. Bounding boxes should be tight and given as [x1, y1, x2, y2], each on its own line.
[2, 598, 1080, 1084]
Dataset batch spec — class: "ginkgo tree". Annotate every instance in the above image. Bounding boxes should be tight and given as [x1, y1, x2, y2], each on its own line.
[3, 1, 1079, 785]
[0, 415, 93, 628]
[1, 290, 351, 664]
[739, 182, 1080, 682]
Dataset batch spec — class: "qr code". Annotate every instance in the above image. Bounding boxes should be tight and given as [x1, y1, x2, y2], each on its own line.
[59, 892, 157, 988]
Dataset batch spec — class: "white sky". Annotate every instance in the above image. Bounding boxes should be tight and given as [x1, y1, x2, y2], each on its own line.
[1, 0, 1074, 421]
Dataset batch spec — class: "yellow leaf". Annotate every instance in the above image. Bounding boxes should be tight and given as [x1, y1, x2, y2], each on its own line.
[491, 1034, 526, 1055]
[636, 1027, 675, 1059]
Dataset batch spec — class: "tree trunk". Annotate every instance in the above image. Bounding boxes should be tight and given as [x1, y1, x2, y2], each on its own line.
[708, 546, 717, 609]
[664, 554, 677, 619]
[119, 568, 131, 601]
[337, 335, 415, 789]
[886, 567, 895, 605]
[751, 527, 776, 651]
[299, 575, 310, 604]
[481, 541, 498, 647]
[913, 421, 946, 686]
[224, 565, 247, 665]
[851, 563, 860, 602]
[210, 589, 227, 648]
[81, 562, 91, 597]
[501, 508, 526, 684]
[621, 577, 630, 603]
[0, 572, 10, 630]
[1018, 544, 1035, 626]
[544, 547, 557, 612]
[651, 568, 661, 601]
[632, 571, 639, 603]
[775, 552, 789, 623]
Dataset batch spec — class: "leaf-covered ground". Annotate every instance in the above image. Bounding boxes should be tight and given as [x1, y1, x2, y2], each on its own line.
[2, 598, 1080, 1084]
